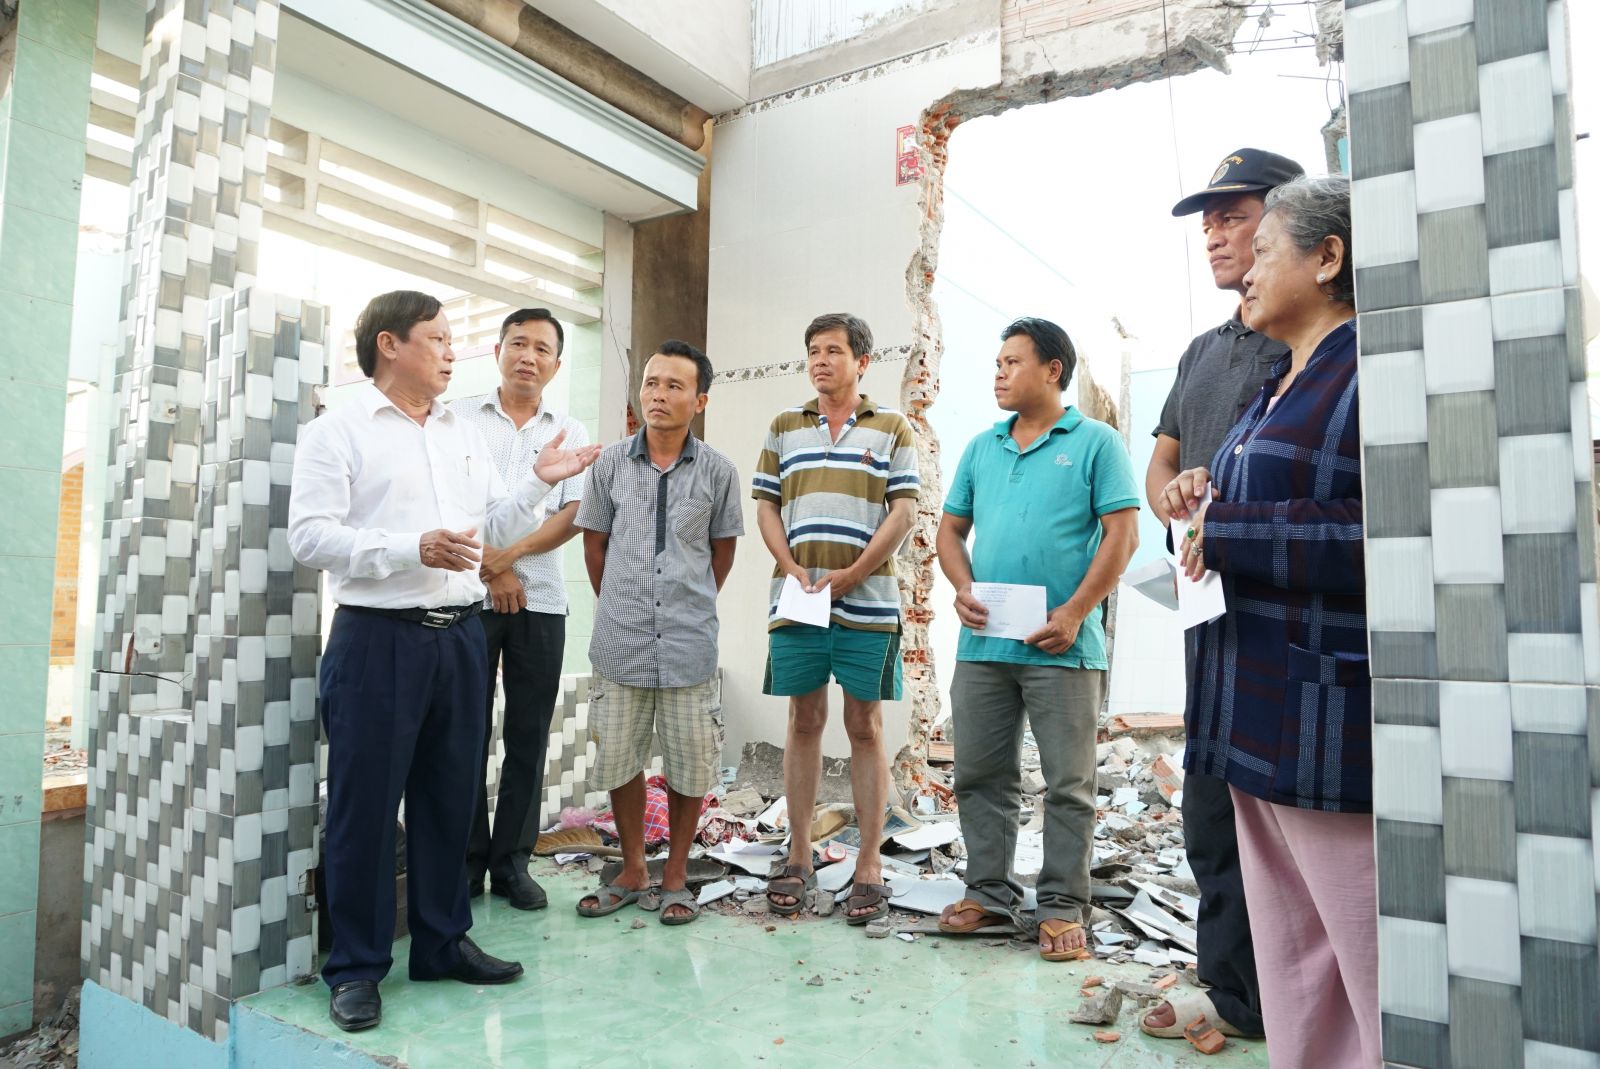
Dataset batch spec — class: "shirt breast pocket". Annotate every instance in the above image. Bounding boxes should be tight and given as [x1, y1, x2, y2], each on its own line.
[456, 453, 492, 519]
[671, 497, 714, 543]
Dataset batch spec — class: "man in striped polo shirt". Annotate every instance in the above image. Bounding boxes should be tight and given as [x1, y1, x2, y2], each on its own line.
[754, 313, 919, 926]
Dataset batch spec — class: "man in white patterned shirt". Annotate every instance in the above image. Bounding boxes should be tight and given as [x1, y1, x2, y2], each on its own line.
[451, 308, 590, 911]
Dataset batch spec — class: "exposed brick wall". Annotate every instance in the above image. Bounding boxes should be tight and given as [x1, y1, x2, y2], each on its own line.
[48, 464, 82, 663]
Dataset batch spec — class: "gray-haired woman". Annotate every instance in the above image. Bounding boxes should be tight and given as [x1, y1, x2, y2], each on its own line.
[1160, 175, 1377, 1067]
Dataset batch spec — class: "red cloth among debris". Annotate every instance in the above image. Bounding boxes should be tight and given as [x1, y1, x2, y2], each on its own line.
[592, 776, 718, 845]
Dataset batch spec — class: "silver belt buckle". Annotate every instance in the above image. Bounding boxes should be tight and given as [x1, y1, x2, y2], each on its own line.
[422, 609, 455, 629]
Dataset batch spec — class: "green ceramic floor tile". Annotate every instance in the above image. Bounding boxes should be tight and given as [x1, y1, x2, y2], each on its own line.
[423, 992, 691, 1067]
[585, 1015, 839, 1069]
[240, 857, 1269, 1068]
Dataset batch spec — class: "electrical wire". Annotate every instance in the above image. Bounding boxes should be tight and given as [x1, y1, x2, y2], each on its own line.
[1160, 0, 1195, 341]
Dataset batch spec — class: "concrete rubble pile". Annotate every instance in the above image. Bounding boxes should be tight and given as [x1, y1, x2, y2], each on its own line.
[536, 714, 1201, 966]
[0, 987, 79, 1069]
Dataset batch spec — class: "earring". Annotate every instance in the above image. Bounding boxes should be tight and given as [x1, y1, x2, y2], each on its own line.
[1317, 273, 1326, 283]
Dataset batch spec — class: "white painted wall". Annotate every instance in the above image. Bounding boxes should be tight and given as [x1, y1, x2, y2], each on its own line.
[706, 39, 1002, 760]
[534, 0, 752, 110]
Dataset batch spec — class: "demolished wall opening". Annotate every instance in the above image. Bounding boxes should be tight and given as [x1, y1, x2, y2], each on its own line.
[892, 12, 1344, 792]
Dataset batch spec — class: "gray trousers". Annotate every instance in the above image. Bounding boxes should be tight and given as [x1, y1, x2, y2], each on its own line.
[950, 660, 1103, 924]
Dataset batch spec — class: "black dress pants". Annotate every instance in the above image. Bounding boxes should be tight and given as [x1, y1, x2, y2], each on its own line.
[319, 608, 487, 986]
[467, 609, 565, 885]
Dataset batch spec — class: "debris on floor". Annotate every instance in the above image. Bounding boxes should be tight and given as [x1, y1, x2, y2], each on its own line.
[538, 709, 1203, 973]
[0, 986, 80, 1069]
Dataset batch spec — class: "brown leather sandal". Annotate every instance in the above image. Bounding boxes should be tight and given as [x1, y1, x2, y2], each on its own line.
[844, 882, 892, 926]
[1038, 918, 1094, 961]
[765, 864, 815, 916]
[937, 897, 1007, 934]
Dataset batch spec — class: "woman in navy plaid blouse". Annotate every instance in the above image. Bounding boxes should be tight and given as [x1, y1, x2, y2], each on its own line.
[1159, 175, 1376, 1069]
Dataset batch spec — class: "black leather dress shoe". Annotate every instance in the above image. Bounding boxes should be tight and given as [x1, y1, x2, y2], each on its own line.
[329, 980, 381, 1032]
[415, 936, 524, 985]
[489, 868, 548, 911]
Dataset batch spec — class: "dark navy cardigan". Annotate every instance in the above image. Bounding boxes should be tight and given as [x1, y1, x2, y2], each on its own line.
[1184, 320, 1370, 812]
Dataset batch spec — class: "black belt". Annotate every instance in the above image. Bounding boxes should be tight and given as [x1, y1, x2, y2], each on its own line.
[339, 603, 483, 629]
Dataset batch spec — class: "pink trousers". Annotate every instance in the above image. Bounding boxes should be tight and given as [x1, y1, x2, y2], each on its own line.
[1230, 788, 1382, 1068]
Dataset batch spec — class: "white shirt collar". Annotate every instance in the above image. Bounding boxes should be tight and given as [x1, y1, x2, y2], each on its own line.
[358, 380, 449, 422]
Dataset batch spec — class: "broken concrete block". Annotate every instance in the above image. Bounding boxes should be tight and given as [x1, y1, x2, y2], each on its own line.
[1112, 980, 1164, 1003]
[864, 920, 892, 939]
[1020, 769, 1047, 795]
[720, 787, 767, 817]
[734, 742, 854, 804]
[806, 975, 823, 987]
[1070, 985, 1123, 1025]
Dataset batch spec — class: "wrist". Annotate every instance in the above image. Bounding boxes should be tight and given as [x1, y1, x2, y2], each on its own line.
[1061, 597, 1093, 622]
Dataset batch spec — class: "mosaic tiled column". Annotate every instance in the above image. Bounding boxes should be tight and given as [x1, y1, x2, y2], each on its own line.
[0, 0, 96, 1037]
[84, 0, 323, 1043]
[1347, 1, 1598, 1065]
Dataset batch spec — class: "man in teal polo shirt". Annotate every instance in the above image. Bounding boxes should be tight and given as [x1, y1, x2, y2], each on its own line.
[934, 317, 1139, 961]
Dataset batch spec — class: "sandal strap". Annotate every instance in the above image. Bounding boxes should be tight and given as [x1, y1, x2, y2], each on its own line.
[950, 897, 999, 916]
[658, 888, 698, 911]
[767, 865, 813, 894]
[1038, 917, 1084, 937]
[846, 882, 891, 905]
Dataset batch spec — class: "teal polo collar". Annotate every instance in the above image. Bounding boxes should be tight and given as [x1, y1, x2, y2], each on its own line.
[991, 406, 1084, 451]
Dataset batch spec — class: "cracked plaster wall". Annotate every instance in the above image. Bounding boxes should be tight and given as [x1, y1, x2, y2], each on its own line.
[704, 0, 1246, 788]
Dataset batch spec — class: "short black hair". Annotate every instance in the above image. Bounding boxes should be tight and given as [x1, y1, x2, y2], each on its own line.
[354, 290, 443, 378]
[1000, 317, 1076, 391]
[654, 339, 714, 395]
[499, 307, 564, 354]
[804, 313, 873, 360]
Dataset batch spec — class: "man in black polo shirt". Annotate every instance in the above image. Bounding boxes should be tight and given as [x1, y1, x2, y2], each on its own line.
[1142, 148, 1302, 1043]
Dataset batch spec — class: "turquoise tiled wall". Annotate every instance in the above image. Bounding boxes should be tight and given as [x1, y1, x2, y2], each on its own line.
[0, 0, 95, 1038]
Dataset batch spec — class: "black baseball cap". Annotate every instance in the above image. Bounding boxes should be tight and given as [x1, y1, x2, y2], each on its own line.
[1171, 148, 1305, 216]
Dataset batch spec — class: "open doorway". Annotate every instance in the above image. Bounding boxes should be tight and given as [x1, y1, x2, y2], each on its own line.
[925, 16, 1343, 749]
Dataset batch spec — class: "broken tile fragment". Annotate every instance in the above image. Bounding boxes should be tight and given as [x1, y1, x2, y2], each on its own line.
[1070, 985, 1124, 1025]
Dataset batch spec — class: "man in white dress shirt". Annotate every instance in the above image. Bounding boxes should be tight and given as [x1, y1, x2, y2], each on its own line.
[288, 290, 599, 1032]
[452, 308, 589, 911]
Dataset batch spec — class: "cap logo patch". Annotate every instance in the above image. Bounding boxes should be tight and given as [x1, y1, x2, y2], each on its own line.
[1211, 155, 1245, 185]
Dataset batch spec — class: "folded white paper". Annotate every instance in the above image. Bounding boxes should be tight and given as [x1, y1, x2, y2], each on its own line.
[1122, 558, 1180, 611]
[1169, 510, 1226, 629]
[776, 574, 832, 627]
[970, 582, 1048, 641]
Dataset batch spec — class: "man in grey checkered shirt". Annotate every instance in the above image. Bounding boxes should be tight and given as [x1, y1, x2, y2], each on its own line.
[574, 340, 743, 925]
[450, 308, 589, 912]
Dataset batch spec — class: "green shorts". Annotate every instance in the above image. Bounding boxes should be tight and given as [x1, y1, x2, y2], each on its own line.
[763, 623, 903, 702]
